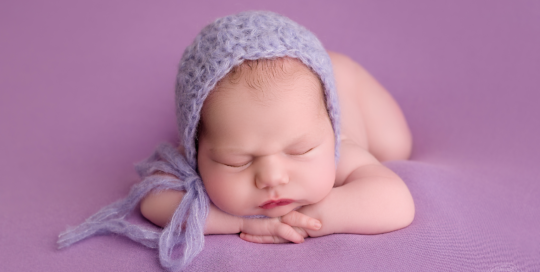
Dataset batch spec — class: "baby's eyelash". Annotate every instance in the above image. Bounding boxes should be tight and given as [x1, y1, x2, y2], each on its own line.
[292, 147, 314, 156]
[224, 161, 250, 168]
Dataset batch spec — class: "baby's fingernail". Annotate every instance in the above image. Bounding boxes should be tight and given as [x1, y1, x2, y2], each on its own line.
[313, 220, 322, 229]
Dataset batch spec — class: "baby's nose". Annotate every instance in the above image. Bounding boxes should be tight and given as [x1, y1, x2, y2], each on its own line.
[254, 156, 289, 189]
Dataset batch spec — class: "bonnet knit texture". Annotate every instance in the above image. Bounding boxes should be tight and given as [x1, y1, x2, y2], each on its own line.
[58, 10, 340, 271]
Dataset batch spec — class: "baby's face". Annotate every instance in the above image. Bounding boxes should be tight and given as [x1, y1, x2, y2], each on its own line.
[197, 58, 336, 218]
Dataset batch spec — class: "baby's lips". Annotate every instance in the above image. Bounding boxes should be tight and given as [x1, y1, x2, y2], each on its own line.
[259, 199, 294, 209]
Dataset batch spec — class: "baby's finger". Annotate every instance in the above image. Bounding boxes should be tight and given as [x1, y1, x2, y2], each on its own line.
[292, 226, 308, 238]
[274, 223, 305, 243]
[281, 211, 322, 231]
[240, 233, 288, 244]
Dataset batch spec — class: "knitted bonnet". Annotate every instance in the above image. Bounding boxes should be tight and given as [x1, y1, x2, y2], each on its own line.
[58, 10, 340, 271]
[177, 10, 340, 168]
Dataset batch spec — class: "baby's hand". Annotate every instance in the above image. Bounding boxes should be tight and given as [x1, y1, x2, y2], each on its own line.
[239, 211, 322, 244]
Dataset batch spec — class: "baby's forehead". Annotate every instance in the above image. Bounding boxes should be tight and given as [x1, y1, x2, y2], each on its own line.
[203, 62, 319, 118]
[200, 57, 329, 128]
[223, 58, 321, 92]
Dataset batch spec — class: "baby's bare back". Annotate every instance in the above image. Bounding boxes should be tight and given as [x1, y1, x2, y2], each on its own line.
[328, 52, 412, 186]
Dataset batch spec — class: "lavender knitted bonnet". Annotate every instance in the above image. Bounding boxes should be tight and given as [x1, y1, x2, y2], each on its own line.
[58, 10, 340, 271]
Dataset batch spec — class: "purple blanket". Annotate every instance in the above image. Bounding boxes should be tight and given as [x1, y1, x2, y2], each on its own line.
[1, 0, 539, 271]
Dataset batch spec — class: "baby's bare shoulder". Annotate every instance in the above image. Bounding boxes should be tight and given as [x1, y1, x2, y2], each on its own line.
[334, 138, 380, 187]
[334, 138, 403, 188]
[328, 50, 413, 162]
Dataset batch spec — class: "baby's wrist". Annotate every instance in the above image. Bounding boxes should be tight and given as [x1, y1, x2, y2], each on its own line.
[238, 216, 246, 234]
[205, 203, 243, 235]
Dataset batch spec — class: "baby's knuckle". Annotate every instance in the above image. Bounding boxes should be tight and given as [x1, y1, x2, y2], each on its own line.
[272, 236, 281, 243]
[283, 211, 300, 225]
[294, 226, 307, 237]
[290, 211, 301, 221]
[281, 226, 296, 239]
[265, 220, 277, 235]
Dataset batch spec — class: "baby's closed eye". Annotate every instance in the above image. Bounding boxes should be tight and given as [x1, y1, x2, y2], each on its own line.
[215, 148, 314, 168]
[221, 161, 251, 168]
[287, 147, 315, 156]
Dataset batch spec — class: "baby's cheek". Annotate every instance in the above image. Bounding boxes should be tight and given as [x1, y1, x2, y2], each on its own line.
[202, 170, 250, 216]
[202, 173, 228, 205]
[307, 156, 336, 201]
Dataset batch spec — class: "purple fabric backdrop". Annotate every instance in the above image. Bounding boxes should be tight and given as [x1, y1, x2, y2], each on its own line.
[1, 0, 539, 271]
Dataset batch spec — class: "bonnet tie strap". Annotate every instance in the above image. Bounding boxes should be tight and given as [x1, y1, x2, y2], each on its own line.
[57, 142, 209, 271]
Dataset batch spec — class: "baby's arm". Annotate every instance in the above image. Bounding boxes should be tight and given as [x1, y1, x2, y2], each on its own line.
[240, 142, 414, 243]
[302, 140, 414, 237]
[140, 175, 321, 242]
[141, 189, 241, 234]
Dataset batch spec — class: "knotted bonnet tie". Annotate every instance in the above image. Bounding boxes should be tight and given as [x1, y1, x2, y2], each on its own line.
[58, 10, 340, 271]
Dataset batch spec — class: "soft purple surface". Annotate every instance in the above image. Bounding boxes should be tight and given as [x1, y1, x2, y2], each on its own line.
[1, 0, 539, 271]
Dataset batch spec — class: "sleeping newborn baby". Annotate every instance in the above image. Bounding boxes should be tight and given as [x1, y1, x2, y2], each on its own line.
[141, 55, 415, 243]
[58, 10, 414, 271]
